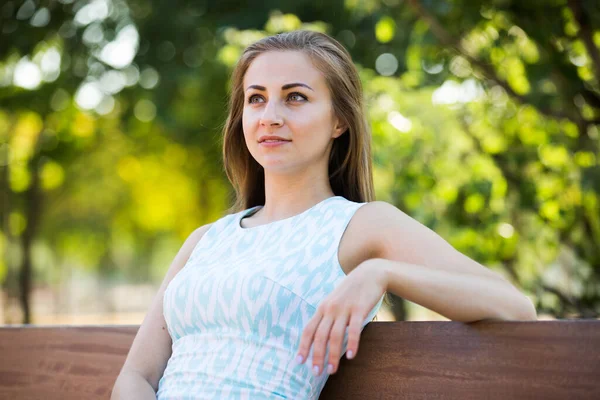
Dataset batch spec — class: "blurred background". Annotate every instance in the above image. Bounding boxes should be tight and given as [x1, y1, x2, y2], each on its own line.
[1, 0, 599, 325]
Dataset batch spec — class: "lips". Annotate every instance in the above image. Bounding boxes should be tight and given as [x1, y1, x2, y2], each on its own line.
[259, 139, 291, 148]
[258, 135, 291, 143]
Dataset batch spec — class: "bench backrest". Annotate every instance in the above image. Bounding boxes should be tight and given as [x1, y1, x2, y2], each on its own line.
[1, 321, 599, 399]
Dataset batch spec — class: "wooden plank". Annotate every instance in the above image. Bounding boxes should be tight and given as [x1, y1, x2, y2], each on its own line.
[0, 321, 598, 399]
[0, 325, 137, 400]
[321, 321, 600, 399]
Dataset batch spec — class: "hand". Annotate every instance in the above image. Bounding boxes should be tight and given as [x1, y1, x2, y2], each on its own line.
[295, 259, 387, 376]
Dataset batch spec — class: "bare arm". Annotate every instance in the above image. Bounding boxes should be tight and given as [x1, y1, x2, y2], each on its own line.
[362, 202, 536, 321]
[111, 223, 213, 399]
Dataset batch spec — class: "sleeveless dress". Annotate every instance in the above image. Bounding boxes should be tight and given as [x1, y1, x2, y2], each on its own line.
[157, 195, 385, 399]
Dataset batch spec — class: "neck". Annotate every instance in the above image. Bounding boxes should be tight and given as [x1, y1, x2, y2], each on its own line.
[256, 166, 334, 223]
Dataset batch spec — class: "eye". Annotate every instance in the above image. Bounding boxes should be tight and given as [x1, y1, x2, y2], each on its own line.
[246, 92, 308, 104]
[248, 94, 264, 104]
[288, 92, 307, 102]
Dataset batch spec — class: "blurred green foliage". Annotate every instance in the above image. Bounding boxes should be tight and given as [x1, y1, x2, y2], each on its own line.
[1, 0, 599, 322]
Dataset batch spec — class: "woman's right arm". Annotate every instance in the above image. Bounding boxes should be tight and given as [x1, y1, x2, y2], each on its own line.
[111, 223, 213, 399]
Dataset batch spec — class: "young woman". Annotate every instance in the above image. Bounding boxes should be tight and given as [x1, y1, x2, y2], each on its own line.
[112, 30, 536, 399]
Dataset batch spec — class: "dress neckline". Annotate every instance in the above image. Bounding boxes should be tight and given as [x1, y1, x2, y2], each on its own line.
[237, 196, 342, 231]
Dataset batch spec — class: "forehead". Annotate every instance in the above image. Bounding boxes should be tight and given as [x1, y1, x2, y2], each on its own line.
[243, 51, 325, 89]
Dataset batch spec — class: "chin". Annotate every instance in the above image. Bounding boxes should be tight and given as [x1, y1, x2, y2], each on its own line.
[260, 161, 298, 174]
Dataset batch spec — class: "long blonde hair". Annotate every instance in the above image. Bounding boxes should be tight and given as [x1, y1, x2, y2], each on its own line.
[222, 30, 375, 213]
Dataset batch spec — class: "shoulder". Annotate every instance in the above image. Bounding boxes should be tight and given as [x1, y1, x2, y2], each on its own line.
[191, 223, 214, 240]
[351, 200, 426, 258]
[353, 200, 413, 231]
[338, 200, 411, 273]
[181, 223, 213, 249]
[162, 223, 215, 280]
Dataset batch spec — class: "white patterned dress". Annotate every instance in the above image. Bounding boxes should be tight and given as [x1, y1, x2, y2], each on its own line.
[157, 196, 384, 399]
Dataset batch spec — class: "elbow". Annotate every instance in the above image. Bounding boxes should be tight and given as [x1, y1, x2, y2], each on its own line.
[516, 296, 538, 321]
[501, 283, 538, 321]
[503, 294, 537, 321]
[479, 294, 537, 322]
[111, 367, 158, 399]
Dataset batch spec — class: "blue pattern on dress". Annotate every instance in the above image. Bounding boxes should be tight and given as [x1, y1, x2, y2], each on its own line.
[157, 196, 385, 399]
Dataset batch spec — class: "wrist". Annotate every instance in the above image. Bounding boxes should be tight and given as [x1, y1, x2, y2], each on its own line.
[360, 258, 390, 292]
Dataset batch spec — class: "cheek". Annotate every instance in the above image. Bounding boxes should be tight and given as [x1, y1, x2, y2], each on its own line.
[241, 110, 249, 128]
[242, 111, 255, 137]
[288, 108, 323, 131]
[289, 109, 331, 141]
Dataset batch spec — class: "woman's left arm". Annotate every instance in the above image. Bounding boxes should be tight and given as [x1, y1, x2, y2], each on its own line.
[296, 202, 537, 378]
[365, 258, 537, 322]
[361, 201, 537, 322]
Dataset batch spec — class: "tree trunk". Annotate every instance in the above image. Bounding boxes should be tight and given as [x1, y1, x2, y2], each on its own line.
[1, 145, 10, 323]
[388, 293, 407, 321]
[19, 157, 42, 324]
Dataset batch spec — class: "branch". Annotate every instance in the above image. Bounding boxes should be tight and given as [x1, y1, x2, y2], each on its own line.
[540, 283, 598, 318]
[407, 0, 574, 121]
[458, 116, 521, 188]
[567, 0, 600, 86]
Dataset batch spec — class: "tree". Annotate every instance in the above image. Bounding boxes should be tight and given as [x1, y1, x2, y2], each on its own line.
[1, 0, 598, 323]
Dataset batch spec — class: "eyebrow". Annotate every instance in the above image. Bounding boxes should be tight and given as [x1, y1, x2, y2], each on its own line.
[245, 83, 314, 92]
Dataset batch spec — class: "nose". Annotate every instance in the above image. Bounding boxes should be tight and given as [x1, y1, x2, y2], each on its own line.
[259, 101, 283, 127]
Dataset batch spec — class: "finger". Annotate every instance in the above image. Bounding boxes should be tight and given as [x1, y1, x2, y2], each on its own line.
[311, 314, 334, 376]
[326, 313, 349, 375]
[346, 312, 363, 360]
[296, 309, 323, 364]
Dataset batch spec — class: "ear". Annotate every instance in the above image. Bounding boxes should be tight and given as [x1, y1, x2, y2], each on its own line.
[332, 119, 348, 139]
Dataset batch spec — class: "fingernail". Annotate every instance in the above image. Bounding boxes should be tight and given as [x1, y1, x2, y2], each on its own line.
[295, 354, 304, 364]
[313, 365, 320, 376]
[347, 350, 354, 359]
[327, 364, 334, 374]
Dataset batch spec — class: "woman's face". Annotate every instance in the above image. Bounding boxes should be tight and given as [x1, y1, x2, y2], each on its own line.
[242, 50, 344, 173]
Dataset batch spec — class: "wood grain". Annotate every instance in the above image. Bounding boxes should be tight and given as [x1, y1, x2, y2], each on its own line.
[321, 321, 600, 399]
[0, 326, 137, 400]
[0, 321, 598, 399]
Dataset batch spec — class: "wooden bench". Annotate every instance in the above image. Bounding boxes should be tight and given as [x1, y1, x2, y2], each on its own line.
[1, 321, 599, 399]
